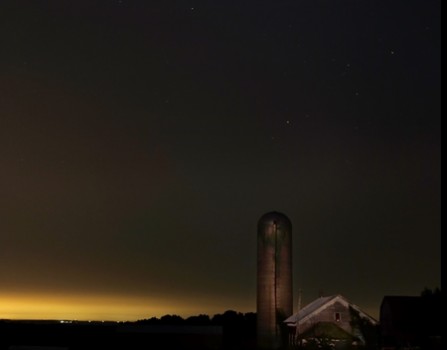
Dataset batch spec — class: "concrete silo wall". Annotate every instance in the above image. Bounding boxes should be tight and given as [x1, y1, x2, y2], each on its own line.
[257, 212, 292, 349]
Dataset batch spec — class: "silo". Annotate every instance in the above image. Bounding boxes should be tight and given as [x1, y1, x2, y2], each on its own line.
[257, 212, 292, 349]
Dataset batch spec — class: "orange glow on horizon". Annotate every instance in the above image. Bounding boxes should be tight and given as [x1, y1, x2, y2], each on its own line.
[0, 292, 255, 321]
[0, 293, 165, 321]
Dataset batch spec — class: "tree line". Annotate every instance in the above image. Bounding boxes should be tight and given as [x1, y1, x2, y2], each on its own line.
[135, 310, 256, 329]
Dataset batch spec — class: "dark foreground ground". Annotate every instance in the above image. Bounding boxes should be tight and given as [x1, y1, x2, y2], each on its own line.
[0, 320, 257, 350]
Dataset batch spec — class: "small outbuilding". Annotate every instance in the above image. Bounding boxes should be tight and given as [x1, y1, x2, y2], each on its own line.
[380, 294, 442, 350]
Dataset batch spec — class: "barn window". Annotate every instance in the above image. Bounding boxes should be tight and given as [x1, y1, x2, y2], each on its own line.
[335, 312, 341, 322]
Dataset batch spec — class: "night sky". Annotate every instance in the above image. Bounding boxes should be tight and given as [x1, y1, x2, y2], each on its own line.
[0, 1, 440, 321]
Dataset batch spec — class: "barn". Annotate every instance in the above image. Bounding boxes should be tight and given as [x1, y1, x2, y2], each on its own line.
[284, 294, 378, 347]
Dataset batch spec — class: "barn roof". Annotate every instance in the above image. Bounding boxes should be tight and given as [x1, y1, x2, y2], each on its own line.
[284, 294, 377, 326]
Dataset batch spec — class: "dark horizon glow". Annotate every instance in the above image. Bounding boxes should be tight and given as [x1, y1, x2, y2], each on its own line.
[0, 1, 440, 322]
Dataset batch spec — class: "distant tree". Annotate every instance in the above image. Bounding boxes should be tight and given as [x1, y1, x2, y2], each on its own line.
[349, 306, 379, 350]
[243, 312, 256, 336]
[420, 286, 441, 298]
[211, 311, 257, 349]
[211, 310, 244, 326]
[420, 286, 442, 341]
[159, 314, 184, 325]
[135, 316, 160, 324]
[185, 314, 211, 325]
